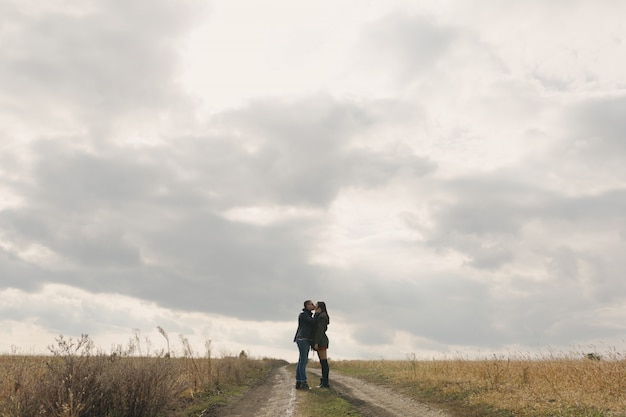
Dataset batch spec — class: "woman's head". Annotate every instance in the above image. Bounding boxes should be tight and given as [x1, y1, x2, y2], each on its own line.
[315, 301, 329, 323]
[316, 301, 327, 314]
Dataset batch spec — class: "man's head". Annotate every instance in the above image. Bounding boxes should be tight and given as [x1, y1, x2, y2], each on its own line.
[303, 300, 315, 311]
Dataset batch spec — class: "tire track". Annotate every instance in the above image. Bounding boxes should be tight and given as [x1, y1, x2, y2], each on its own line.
[208, 365, 295, 417]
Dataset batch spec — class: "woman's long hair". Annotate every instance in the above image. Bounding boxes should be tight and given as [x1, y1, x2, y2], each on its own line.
[316, 301, 330, 324]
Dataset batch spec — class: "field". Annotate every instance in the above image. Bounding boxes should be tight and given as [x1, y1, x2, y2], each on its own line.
[0, 333, 281, 417]
[2, 336, 625, 417]
[330, 349, 626, 417]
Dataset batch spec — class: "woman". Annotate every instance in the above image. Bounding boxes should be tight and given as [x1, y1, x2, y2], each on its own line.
[312, 301, 330, 388]
[293, 300, 316, 389]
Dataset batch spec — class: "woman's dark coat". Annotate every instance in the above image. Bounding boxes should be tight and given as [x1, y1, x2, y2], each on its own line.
[312, 312, 329, 347]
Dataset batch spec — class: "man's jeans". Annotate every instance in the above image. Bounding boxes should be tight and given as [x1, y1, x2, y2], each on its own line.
[295, 339, 310, 382]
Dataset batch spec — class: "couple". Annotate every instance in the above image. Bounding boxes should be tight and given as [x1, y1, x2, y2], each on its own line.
[293, 300, 330, 390]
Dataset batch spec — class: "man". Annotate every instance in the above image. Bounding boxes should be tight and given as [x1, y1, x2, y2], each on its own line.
[293, 300, 316, 389]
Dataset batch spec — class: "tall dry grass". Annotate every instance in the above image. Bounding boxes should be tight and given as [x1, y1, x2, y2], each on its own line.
[0, 333, 276, 417]
[332, 349, 626, 417]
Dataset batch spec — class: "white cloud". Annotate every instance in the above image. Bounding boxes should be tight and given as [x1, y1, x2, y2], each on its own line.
[222, 205, 323, 226]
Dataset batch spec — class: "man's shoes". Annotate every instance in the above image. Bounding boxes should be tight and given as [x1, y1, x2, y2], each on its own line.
[295, 381, 301, 389]
[298, 382, 310, 390]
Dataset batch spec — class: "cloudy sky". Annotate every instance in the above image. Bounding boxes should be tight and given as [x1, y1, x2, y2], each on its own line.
[2, 0, 626, 360]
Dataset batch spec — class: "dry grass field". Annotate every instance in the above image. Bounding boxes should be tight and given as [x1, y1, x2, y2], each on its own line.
[332, 349, 626, 417]
[0, 333, 279, 417]
[3, 336, 625, 417]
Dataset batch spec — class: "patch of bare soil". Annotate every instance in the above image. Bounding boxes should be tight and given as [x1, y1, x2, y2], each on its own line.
[309, 368, 451, 417]
[205, 365, 296, 417]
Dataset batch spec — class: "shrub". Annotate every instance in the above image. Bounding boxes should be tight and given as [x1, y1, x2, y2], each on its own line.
[1, 334, 183, 417]
[0, 333, 279, 417]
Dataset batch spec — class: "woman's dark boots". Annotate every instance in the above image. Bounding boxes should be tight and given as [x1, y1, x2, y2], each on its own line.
[318, 359, 330, 388]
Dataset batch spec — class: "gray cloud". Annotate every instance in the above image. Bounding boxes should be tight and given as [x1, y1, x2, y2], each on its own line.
[357, 11, 460, 83]
[31, 142, 163, 211]
[570, 96, 626, 162]
[2, 93, 437, 321]
[333, 273, 500, 348]
[0, 248, 48, 291]
[0, 0, 203, 135]
[213, 96, 435, 206]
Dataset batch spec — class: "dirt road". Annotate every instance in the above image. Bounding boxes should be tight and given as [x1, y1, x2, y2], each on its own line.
[204, 365, 296, 417]
[309, 368, 450, 417]
[207, 364, 450, 417]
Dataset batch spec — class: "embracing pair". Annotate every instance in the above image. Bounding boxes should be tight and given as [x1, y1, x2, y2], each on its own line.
[293, 300, 330, 390]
